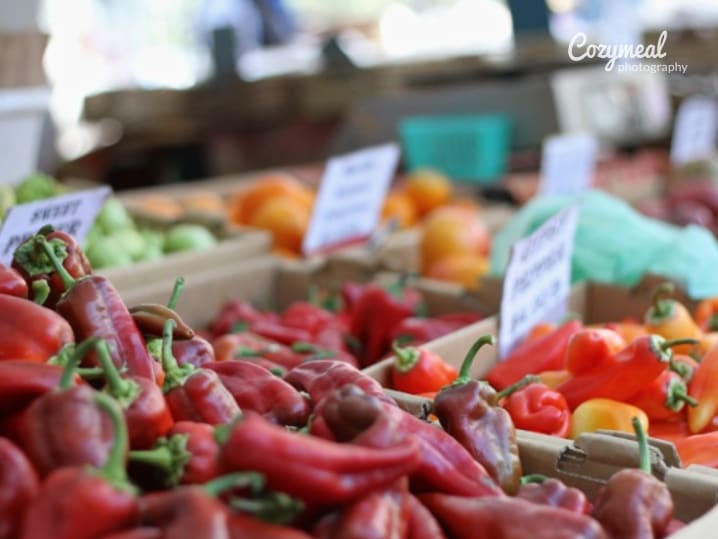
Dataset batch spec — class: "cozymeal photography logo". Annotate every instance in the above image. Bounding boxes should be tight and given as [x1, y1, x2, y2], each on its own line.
[568, 30, 688, 74]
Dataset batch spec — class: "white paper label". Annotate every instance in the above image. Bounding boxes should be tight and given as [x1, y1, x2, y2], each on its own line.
[0, 186, 111, 264]
[670, 96, 718, 165]
[499, 205, 580, 358]
[302, 143, 400, 255]
[540, 133, 599, 196]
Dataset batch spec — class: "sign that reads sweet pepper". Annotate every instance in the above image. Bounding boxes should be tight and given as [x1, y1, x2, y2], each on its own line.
[302, 143, 400, 255]
[0, 186, 111, 265]
[499, 205, 579, 358]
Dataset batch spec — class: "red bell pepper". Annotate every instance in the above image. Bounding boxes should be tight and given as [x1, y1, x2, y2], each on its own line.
[219, 410, 421, 508]
[285, 359, 396, 407]
[36, 234, 155, 381]
[160, 320, 240, 425]
[502, 382, 571, 437]
[20, 392, 139, 539]
[12, 225, 92, 307]
[0, 262, 27, 298]
[0, 294, 74, 362]
[0, 437, 39, 539]
[557, 336, 697, 410]
[94, 339, 173, 449]
[564, 328, 625, 375]
[349, 283, 423, 366]
[390, 342, 458, 395]
[9, 339, 116, 476]
[628, 370, 697, 421]
[205, 360, 310, 427]
[487, 320, 583, 390]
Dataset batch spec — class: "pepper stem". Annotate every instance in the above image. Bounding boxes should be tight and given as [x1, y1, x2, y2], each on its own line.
[650, 282, 676, 319]
[167, 277, 185, 310]
[632, 416, 651, 474]
[520, 474, 548, 485]
[94, 340, 140, 408]
[94, 392, 137, 493]
[660, 338, 699, 351]
[496, 374, 541, 400]
[35, 235, 75, 291]
[204, 472, 265, 497]
[59, 337, 101, 390]
[708, 314, 718, 332]
[392, 341, 420, 374]
[230, 492, 305, 525]
[31, 280, 50, 305]
[128, 434, 191, 488]
[454, 335, 497, 384]
[161, 318, 195, 392]
[665, 378, 698, 411]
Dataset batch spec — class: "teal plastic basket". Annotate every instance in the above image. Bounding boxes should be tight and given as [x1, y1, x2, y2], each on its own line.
[399, 114, 512, 183]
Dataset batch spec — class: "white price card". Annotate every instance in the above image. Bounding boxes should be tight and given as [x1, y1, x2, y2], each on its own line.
[302, 143, 400, 255]
[670, 96, 718, 165]
[540, 133, 599, 196]
[0, 186, 111, 265]
[499, 205, 580, 358]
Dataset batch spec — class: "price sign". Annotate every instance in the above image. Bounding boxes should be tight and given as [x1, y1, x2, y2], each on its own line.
[540, 133, 599, 196]
[499, 205, 579, 358]
[0, 186, 111, 265]
[302, 143, 400, 255]
[670, 96, 718, 165]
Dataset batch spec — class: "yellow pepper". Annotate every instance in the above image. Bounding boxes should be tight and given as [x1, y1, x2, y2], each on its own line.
[570, 398, 649, 439]
[644, 283, 702, 355]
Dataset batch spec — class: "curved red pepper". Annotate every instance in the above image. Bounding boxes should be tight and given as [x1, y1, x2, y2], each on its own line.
[12, 226, 92, 308]
[20, 392, 139, 539]
[0, 295, 74, 362]
[219, 410, 421, 508]
[0, 437, 39, 539]
[285, 360, 397, 408]
[205, 360, 310, 427]
[557, 336, 697, 410]
[161, 320, 240, 425]
[0, 262, 28, 298]
[502, 383, 571, 437]
[487, 320, 583, 390]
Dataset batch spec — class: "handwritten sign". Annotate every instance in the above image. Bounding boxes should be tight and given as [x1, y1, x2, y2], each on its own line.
[670, 96, 718, 165]
[302, 144, 400, 255]
[540, 133, 599, 197]
[0, 186, 111, 264]
[499, 205, 579, 358]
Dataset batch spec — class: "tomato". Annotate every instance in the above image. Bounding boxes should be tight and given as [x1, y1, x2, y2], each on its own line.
[404, 169, 452, 216]
[381, 190, 417, 228]
[420, 207, 491, 272]
[424, 253, 489, 289]
[249, 195, 310, 255]
[228, 173, 313, 225]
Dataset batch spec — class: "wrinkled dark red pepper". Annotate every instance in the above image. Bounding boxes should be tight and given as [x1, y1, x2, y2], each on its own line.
[517, 476, 592, 515]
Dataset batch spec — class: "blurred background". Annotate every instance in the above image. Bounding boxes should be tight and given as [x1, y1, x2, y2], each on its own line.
[2, 0, 717, 189]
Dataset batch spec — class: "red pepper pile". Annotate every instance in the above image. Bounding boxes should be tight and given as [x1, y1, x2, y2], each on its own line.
[0, 227, 685, 538]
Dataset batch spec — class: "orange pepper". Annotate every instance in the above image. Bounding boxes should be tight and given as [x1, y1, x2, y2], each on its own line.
[674, 431, 718, 467]
[526, 322, 556, 341]
[694, 297, 718, 332]
[688, 343, 718, 433]
[698, 332, 718, 357]
[537, 369, 572, 389]
[570, 398, 649, 439]
[603, 321, 649, 343]
[564, 328, 625, 375]
[644, 283, 702, 355]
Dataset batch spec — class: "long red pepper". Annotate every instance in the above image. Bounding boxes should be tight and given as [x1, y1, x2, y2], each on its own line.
[219, 410, 421, 508]
[20, 392, 139, 539]
[0, 294, 74, 362]
[160, 319, 240, 425]
[94, 339, 173, 449]
[487, 320, 583, 390]
[557, 336, 697, 410]
[628, 370, 697, 421]
[37, 235, 155, 381]
[0, 360, 82, 415]
[0, 437, 39, 539]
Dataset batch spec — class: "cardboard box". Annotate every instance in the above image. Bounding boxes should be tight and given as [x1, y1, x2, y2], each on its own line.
[365, 279, 718, 531]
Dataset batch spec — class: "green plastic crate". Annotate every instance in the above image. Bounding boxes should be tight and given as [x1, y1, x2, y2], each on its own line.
[399, 114, 512, 183]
